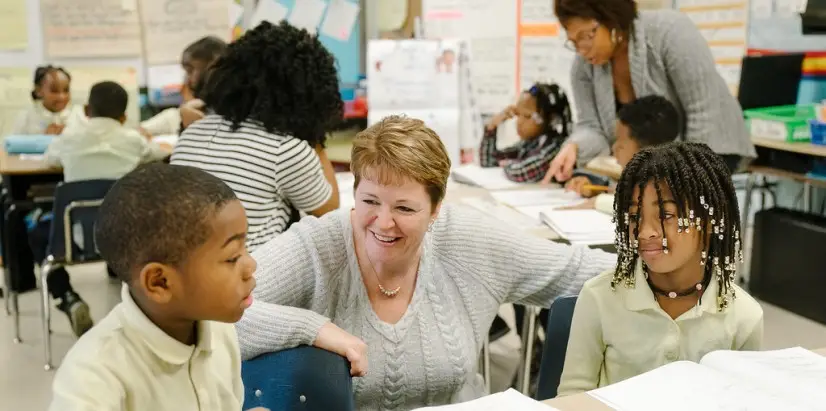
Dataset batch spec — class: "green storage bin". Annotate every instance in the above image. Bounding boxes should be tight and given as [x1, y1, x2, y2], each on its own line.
[744, 105, 815, 142]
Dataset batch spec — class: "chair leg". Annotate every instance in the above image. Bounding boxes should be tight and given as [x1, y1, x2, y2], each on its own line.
[40, 262, 54, 371]
[3, 284, 9, 316]
[516, 306, 539, 395]
[11, 290, 21, 344]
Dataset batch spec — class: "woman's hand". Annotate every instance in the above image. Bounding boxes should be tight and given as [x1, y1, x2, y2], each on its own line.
[313, 322, 368, 377]
[542, 142, 578, 184]
[485, 105, 516, 132]
[44, 123, 65, 135]
[180, 99, 206, 128]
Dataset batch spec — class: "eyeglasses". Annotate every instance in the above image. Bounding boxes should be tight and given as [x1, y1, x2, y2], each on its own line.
[563, 23, 600, 52]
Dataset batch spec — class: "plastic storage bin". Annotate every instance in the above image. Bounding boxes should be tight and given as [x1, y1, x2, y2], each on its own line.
[744, 105, 815, 142]
[811, 119, 826, 146]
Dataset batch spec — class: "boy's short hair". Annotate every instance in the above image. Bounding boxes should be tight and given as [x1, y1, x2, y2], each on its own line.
[617, 95, 680, 148]
[87, 81, 128, 120]
[95, 163, 238, 283]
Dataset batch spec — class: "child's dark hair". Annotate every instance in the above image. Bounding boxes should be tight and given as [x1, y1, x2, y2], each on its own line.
[617, 95, 680, 148]
[200, 21, 343, 147]
[526, 83, 573, 138]
[31, 65, 71, 101]
[87, 81, 128, 120]
[183, 36, 227, 63]
[612, 142, 743, 310]
[95, 163, 238, 283]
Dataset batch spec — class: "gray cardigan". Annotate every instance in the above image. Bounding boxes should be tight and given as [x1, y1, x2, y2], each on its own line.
[236, 205, 616, 410]
[569, 10, 756, 163]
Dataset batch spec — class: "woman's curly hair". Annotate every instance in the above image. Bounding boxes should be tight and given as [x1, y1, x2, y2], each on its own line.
[200, 21, 343, 146]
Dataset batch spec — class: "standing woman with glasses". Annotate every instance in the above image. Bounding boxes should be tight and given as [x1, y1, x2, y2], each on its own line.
[542, 0, 755, 183]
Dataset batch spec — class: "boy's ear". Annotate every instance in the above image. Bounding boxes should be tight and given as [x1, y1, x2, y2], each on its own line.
[138, 262, 177, 305]
[119, 113, 127, 124]
[83, 105, 90, 117]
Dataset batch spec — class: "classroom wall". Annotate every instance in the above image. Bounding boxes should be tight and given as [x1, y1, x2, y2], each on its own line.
[0, 0, 144, 82]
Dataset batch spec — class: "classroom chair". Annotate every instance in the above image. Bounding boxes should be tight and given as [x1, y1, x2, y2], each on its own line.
[36, 179, 115, 370]
[241, 346, 355, 411]
[535, 295, 578, 401]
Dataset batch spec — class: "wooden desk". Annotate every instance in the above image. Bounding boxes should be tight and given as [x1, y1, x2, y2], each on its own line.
[0, 151, 60, 175]
[752, 137, 826, 158]
[542, 347, 826, 410]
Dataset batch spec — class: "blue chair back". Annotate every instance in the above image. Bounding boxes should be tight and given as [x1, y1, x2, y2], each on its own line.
[535, 295, 578, 400]
[242, 346, 355, 411]
[46, 179, 116, 263]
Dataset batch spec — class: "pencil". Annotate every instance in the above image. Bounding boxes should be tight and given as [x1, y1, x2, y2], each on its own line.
[582, 184, 611, 193]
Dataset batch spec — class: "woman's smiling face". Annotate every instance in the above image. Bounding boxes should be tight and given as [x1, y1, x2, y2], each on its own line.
[353, 173, 439, 267]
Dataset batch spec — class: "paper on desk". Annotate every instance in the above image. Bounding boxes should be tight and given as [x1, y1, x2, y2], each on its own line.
[451, 165, 521, 191]
[460, 197, 546, 232]
[490, 189, 581, 208]
[539, 209, 614, 245]
[413, 388, 559, 410]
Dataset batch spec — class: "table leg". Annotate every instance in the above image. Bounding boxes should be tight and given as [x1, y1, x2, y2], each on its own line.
[741, 173, 756, 286]
[803, 183, 812, 213]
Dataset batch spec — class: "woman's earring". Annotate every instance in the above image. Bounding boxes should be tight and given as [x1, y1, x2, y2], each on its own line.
[427, 220, 435, 232]
[610, 28, 617, 44]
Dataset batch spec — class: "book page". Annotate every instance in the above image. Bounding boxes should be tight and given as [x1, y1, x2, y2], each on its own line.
[490, 188, 580, 207]
[700, 347, 826, 408]
[413, 388, 559, 410]
[589, 360, 800, 411]
[451, 165, 520, 190]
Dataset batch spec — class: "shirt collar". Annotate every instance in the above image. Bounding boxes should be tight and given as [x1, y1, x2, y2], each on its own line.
[118, 284, 214, 365]
[86, 117, 123, 130]
[619, 260, 721, 315]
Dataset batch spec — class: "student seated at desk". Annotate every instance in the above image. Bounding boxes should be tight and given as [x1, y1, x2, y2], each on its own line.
[564, 95, 680, 213]
[28, 81, 170, 336]
[171, 22, 340, 251]
[557, 142, 763, 397]
[139, 36, 227, 137]
[11, 65, 86, 136]
[480, 83, 572, 183]
[49, 163, 264, 411]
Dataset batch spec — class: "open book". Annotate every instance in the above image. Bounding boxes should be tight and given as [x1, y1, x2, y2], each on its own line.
[590, 347, 826, 411]
[412, 388, 559, 410]
[450, 165, 521, 191]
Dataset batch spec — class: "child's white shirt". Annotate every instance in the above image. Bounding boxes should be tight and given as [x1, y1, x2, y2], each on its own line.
[49, 284, 244, 411]
[11, 101, 87, 136]
[557, 260, 763, 397]
[44, 117, 168, 182]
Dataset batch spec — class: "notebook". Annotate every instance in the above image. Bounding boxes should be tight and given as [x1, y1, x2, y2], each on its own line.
[539, 209, 614, 245]
[490, 188, 581, 208]
[4, 134, 55, 154]
[590, 347, 826, 411]
[413, 388, 558, 410]
[450, 165, 521, 190]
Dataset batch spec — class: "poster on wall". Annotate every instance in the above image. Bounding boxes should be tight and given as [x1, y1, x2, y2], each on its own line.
[367, 39, 472, 167]
[139, 0, 232, 65]
[677, 0, 748, 95]
[423, 0, 577, 146]
[0, 0, 28, 50]
[41, 0, 142, 58]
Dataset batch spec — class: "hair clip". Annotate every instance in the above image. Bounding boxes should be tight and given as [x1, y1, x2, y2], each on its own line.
[529, 85, 539, 95]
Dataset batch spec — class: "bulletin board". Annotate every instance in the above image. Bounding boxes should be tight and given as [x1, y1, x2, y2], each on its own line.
[244, 0, 362, 90]
[747, 0, 825, 52]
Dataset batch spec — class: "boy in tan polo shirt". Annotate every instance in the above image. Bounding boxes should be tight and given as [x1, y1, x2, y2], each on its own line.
[49, 163, 263, 411]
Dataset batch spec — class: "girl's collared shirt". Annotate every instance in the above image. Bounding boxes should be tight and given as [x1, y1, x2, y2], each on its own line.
[558, 260, 764, 397]
[11, 101, 87, 136]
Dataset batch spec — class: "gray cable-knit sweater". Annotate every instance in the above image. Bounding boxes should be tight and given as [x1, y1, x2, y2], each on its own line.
[237, 204, 616, 410]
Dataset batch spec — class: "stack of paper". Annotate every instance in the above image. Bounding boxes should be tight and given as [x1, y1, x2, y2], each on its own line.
[489, 188, 581, 208]
[335, 172, 356, 210]
[460, 197, 546, 232]
[539, 209, 614, 245]
[450, 165, 520, 190]
[413, 388, 559, 410]
[590, 347, 826, 411]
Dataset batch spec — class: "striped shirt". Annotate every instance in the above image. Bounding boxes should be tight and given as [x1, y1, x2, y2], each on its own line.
[171, 115, 332, 250]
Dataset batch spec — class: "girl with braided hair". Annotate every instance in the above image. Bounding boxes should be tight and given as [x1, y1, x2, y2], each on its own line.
[557, 142, 763, 396]
[12, 65, 86, 136]
[480, 82, 573, 182]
